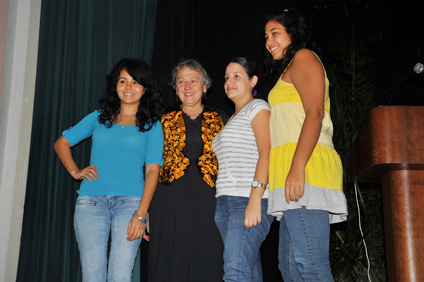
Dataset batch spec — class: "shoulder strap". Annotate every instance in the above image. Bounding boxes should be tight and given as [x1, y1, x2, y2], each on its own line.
[282, 59, 294, 77]
[311, 51, 327, 77]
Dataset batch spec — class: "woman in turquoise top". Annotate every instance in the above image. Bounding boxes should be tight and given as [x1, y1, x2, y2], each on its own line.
[54, 58, 164, 282]
[264, 8, 348, 281]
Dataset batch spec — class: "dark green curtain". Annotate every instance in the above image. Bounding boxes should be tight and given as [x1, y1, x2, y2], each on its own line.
[17, 1, 157, 281]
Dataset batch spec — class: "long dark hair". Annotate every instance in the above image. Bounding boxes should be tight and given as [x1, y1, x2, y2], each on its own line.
[98, 58, 163, 132]
[264, 8, 318, 81]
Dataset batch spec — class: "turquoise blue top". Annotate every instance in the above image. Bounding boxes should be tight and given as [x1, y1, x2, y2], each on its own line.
[63, 111, 164, 196]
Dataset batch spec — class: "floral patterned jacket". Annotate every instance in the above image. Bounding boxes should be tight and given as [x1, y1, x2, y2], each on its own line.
[159, 108, 225, 188]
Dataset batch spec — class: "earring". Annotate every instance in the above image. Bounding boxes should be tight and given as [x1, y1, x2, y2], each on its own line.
[251, 86, 257, 97]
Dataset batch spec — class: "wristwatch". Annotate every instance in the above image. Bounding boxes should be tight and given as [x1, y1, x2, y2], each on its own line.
[251, 180, 266, 189]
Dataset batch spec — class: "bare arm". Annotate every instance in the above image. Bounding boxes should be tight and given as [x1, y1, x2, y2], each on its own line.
[284, 49, 325, 203]
[245, 108, 271, 228]
[54, 136, 98, 181]
[126, 163, 160, 241]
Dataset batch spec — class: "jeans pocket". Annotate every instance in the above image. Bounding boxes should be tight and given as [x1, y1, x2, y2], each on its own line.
[121, 196, 142, 204]
[76, 196, 97, 206]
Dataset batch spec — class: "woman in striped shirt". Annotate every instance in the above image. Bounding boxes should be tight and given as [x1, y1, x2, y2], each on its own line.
[213, 57, 273, 282]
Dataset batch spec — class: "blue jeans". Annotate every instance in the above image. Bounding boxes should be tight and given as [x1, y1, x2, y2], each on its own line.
[74, 196, 142, 282]
[215, 196, 273, 282]
[278, 207, 334, 282]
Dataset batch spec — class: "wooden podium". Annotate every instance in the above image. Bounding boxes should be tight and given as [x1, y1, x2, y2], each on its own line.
[351, 106, 424, 282]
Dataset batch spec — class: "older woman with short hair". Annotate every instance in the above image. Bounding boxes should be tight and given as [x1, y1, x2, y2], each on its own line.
[148, 59, 228, 282]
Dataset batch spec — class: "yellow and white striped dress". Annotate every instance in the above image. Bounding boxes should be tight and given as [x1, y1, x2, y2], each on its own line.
[267, 56, 348, 224]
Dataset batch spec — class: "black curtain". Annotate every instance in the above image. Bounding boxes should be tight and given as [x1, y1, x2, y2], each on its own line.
[17, 1, 157, 281]
[152, 1, 274, 113]
[150, 0, 324, 110]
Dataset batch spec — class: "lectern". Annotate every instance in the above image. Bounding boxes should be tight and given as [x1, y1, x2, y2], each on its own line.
[351, 106, 424, 282]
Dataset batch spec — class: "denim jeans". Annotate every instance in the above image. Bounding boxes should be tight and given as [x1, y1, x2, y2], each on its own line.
[215, 195, 273, 282]
[74, 195, 143, 282]
[278, 207, 334, 282]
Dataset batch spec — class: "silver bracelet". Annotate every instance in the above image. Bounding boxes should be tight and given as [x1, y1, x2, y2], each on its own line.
[133, 210, 147, 223]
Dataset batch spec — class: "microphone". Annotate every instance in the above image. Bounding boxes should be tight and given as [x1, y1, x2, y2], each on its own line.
[413, 63, 424, 74]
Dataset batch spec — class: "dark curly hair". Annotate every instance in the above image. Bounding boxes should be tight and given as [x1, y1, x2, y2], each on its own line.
[264, 8, 319, 82]
[98, 58, 163, 132]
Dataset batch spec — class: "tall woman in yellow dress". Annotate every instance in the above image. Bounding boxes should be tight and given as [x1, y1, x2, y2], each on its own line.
[264, 8, 348, 281]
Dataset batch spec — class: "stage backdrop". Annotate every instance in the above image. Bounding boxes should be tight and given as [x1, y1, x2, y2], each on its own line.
[16, 0, 157, 281]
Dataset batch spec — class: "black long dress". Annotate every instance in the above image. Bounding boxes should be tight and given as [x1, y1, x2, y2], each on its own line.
[148, 111, 224, 282]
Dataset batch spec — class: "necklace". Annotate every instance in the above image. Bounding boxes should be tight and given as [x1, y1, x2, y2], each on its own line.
[117, 113, 136, 128]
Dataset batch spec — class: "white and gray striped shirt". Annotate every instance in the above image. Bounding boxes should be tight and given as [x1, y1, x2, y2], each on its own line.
[212, 99, 270, 198]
